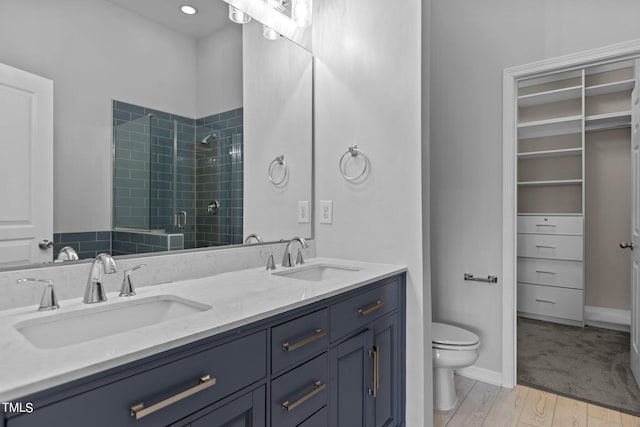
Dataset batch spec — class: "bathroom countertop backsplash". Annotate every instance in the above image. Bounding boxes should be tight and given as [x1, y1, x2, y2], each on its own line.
[0, 240, 316, 311]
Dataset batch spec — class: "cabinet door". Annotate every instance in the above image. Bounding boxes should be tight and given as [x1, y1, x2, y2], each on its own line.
[189, 387, 265, 427]
[329, 330, 374, 427]
[371, 314, 399, 427]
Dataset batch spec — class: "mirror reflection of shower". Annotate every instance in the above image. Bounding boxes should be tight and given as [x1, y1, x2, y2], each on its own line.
[113, 101, 244, 255]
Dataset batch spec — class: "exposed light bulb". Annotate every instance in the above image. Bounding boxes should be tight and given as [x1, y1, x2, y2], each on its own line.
[180, 5, 197, 15]
[262, 25, 282, 40]
[228, 5, 251, 24]
[292, 0, 312, 27]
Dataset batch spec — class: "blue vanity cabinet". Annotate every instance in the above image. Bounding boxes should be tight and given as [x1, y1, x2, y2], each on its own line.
[3, 273, 405, 427]
[328, 276, 404, 427]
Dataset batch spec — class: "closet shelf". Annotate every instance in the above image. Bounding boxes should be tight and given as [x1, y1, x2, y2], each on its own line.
[585, 111, 631, 131]
[517, 148, 582, 160]
[517, 115, 582, 140]
[517, 85, 582, 107]
[517, 179, 582, 187]
[585, 79, 635, 97]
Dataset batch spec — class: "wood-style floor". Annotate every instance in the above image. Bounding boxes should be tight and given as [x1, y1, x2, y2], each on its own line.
[434, 376, 640, 427]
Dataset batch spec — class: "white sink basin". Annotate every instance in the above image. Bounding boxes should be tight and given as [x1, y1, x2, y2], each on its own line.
[14, 295, 211, 349]
[273, 264, 361, 282]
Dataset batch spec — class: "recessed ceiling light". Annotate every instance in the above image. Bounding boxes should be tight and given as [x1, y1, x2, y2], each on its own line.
[180, 5, 197, 15]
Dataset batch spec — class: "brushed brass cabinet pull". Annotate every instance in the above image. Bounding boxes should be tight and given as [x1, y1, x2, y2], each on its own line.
[368, 345, 379, 398]
[358, 300, 384, 316]
[130, 374, 216, 419]
[282, 329, 327, 352]
[281, 381, 326, 411]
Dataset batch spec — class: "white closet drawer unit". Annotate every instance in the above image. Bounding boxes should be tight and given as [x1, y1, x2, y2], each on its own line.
[517, 258, 583, 289]
[517, 215, 583, 235]
[517, 283, 583, 321]
[517, 234, 583, 261]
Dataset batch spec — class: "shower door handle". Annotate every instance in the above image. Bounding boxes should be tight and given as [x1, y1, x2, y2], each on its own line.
[176, 211, 187, 229]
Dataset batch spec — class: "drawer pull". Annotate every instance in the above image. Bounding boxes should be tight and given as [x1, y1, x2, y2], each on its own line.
[535, 224, 556, 227]
[130, 374, 216, 420]
[281, 381, 326, 411]
[535, 298, 557, 304]
[535, 270, 556, 275]
[358, 301, 384, 316]
[535, 245, 556, 249]
[282, 329, 327, 352]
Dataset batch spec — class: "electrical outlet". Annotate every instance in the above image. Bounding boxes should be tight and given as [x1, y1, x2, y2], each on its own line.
[298, 201, 310, 223]
[320, 200, 333, 224]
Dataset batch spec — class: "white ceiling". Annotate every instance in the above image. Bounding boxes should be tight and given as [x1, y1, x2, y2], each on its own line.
[106, 0, 231, 39]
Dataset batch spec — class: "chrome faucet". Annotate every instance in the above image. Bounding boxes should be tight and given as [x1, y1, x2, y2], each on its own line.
[83, 253, 117, 304]
[282, 237, 308, 267]
[244, 233, 263, 244]
[55, 246, 79, 263]
[17, 278, 60, 311]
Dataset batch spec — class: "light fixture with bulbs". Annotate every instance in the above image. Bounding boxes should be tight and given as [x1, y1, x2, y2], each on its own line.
[228, 5, 251, 24]
[262, 25, 282, 40]
[179, 5, 198, 15]
[225, 0, 312, 39]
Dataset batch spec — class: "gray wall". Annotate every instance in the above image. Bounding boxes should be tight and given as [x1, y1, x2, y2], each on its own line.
[0, 0, 197, 234]
[430, 0, 640, 376]
[313, 0, 427, 425]
[585, 128, 631, 310]
[196, 23, 243, 118]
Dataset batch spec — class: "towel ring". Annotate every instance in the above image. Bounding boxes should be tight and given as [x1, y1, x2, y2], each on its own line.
[268, 155, 288, 186]
[339, 145, 369, 181]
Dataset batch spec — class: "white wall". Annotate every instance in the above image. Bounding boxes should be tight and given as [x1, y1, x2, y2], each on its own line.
[0, 0, 197, 234]
[430, 0, 640, 377]
[196, 23, 243, 118]
[313, 0, 426, 425]
[243, 20, 313, 242]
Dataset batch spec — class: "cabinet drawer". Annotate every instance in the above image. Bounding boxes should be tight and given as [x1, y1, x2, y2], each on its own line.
[299, 407, 328, 427]
[271, 354, 328, 427]
[9, 331, 267, 427]
[517, 283, 583, 321]
[330, 280, 399, 341]
[518, 215, 583, 235]
[517, 258, 583, 289]
[517, 234, 583, 261]
[272, 309, 329, 375]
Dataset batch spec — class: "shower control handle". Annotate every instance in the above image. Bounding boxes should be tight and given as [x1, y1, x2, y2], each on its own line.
[207, 200, 219, 214]
[620, 241, 635, 250]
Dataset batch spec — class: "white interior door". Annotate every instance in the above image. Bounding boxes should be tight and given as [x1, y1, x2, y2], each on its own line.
[631, 60, 640, 386]
[0, 62, 53, 267]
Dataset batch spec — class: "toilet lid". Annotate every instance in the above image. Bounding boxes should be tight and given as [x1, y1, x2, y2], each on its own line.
[432, 322, 479, 346]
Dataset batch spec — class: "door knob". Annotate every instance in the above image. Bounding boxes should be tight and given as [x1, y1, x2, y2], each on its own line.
[38, 239, 54, 250]
[620, 242, 635, 250]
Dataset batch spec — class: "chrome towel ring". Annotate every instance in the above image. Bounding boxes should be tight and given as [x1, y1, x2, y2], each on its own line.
[268, 155, 288, 186]
[339, 145, 369, 181]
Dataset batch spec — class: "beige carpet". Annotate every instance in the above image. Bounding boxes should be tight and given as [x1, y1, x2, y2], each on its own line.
[517, 317, 640, 416]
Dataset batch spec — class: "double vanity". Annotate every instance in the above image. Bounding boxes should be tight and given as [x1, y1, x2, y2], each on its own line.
[0, 258, 406, 426]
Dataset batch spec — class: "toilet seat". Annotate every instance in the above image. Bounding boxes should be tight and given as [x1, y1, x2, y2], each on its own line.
[432, 322, 480, 350]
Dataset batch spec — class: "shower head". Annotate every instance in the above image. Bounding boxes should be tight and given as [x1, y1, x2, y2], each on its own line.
[201, 134, 216, 145]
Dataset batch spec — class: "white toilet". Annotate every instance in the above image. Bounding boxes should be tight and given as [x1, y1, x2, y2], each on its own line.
[432, 322, 480, 411]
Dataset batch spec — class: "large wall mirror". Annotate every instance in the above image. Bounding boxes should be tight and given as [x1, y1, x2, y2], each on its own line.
[0, 0, 313, 268]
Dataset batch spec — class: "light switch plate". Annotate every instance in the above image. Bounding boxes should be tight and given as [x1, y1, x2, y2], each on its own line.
[298, 201, 310, 223]
[320, 200, 333, 224]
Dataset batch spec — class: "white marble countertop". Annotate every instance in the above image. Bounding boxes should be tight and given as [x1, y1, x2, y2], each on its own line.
[0, 257, 406, 401]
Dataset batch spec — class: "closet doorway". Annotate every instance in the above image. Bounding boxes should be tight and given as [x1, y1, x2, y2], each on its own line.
[502, 42, 640, 415]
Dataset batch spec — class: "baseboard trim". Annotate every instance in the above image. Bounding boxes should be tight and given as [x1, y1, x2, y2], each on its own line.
[584, 305, 630, 332]
[455, 366, 503, 387]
